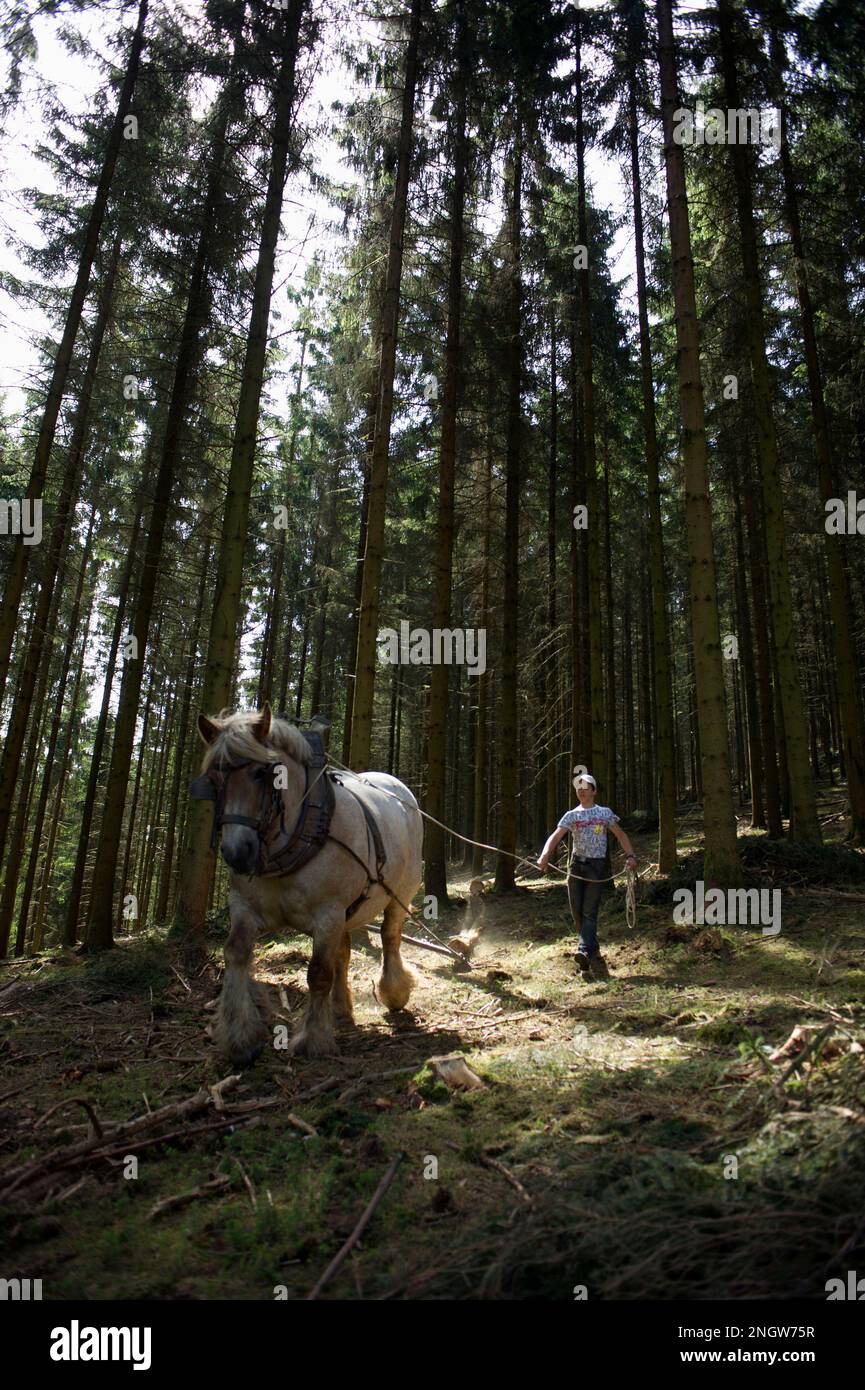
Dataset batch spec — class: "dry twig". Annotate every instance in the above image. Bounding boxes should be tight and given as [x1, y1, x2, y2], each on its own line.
[306, 1152, 404, 1300]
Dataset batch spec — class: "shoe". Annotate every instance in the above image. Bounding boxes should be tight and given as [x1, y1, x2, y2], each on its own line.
[589, 954, 610, 981]
[575, 951, 592, 975]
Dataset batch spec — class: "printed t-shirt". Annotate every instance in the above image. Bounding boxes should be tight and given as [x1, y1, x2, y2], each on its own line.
[557, 804, 620, 860]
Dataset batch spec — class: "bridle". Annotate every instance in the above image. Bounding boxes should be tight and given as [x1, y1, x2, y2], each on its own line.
[190, 733, 336, 879]
[190, 758, 286, 854]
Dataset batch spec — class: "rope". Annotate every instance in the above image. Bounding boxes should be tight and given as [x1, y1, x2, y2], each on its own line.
[625, 864, 637, 930]
[326, 751, 641, 902]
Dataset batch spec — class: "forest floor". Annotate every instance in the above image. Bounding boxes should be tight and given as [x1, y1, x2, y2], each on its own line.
[2, 790, 865, 1300]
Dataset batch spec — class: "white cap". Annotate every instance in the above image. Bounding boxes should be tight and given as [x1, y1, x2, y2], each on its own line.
[575, 773, 597, 788]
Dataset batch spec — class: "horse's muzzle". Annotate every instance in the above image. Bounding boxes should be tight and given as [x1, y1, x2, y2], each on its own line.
[219, 826, 261, 876]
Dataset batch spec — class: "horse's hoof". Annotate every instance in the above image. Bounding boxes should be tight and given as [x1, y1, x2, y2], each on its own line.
[231, 1042, 264, 1067]
[288, 1033, 339, 1060]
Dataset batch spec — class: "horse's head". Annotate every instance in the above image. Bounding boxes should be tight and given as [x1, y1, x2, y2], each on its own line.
[192, 703, 310, 874]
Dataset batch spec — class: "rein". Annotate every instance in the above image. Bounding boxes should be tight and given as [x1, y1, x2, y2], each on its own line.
[190, 738, 635, 956]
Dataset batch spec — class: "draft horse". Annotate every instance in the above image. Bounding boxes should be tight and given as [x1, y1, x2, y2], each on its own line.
[191, 705, 422, 1063]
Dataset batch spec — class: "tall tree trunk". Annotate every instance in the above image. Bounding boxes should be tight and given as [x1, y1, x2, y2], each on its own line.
[259, 329, 308, 705]
[769, 25, 865, 842]
[0, 0, 147, 704]
[425, 3, 467, 903]
[342, 383, 376, 760]
[309, 462, 340, 714]
[0, 235, 122, 865]
[293, 557, 314, 717]
[118, 619, 162, 922]
[138, 685, 176, 928]
[744, 469, 783, 836]
[639, 539, 654, 813]
[731, 455, 765, 828]
[602, 430, 617, 806]
[349, 0, 423, 770]
[8, 518, 95, 954]
[546, 309, 559, 829]
[32, 609, 89, 953]
[174, 0, 306, 940]
[623, 588, 635, 812]
[276, 553, 302, 717]
[628, 58, 677, 869]
[0, 570, 66, 956]
[155, 538, 211, 922]
[655, 0, 740, 882]
[494, 117, 523, 893]
[569, 329, 590, 764]
[472, 413, 493, 874]
[574, 17, 606, 789]
[716, 0, 819, 842]
[63, 488, 146, 943]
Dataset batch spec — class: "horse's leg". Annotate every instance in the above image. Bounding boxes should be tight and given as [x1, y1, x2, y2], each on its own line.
[213, 894, 269, 1066]
[290, 914, 342, 1058]
[378, 898, 417, 1011]
[331, 931, 354, 1026]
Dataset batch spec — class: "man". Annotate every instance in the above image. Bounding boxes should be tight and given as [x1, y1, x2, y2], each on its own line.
[537, 773, 637, 979]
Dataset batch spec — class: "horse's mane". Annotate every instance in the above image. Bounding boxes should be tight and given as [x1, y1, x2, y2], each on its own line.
[202, 710, 314, 770]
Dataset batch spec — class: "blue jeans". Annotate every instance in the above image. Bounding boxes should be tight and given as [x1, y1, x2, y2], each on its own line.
[567, 856, 607, 956]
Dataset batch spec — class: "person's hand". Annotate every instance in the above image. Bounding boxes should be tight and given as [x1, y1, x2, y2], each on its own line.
[537, 854, 549, 872]
[625, 853, 637, 868]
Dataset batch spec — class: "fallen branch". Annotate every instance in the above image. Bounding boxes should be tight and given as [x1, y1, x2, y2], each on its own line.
[210, 1075, 240, 1111]
[0, 1081, 38, 1104]
[450, 1012, 532, 1030]
[337, 1066, 418, 1104]
[306, 1152, 404, 1300]
[148, 1173, 231, 1221]
[97, 1113, 259, 1162]
[289, 1075, 342, 1103]
[168, 964, 192, 993]
[286, 1112, 318, 1137]
[33, 1096, 104, 1138]
[0, 1074, 242, 1202]
[233, 1157, 257, 1210]
[480, 1153, 533, 1205]
[775, 1025, 835, 1089]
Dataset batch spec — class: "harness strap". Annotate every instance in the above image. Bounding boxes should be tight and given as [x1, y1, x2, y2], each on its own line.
[260, 741, 334, 877]
[330, 776, 389, 920]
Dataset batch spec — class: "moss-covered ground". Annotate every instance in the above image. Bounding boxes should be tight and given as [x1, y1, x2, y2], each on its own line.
[2, 797, 864, 1300]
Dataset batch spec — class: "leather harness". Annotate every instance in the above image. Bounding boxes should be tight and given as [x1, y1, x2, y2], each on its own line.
[189, 731, 388, 920]
[329, 774, 388, 920]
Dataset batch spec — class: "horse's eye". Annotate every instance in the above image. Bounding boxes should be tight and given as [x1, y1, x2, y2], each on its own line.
[252, 765, 270, 783]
